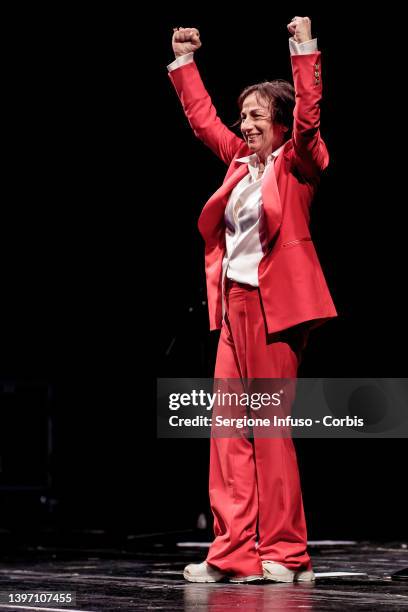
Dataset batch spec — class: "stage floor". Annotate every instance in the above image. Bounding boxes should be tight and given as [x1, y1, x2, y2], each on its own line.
[0, 539, 407, 610]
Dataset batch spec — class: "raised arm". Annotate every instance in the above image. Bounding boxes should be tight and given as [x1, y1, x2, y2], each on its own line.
[168, 27, 243, 166]
[287, 17, 329, 178]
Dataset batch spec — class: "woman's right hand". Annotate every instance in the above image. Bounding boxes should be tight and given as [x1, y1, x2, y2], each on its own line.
[172, 27, 201, 58]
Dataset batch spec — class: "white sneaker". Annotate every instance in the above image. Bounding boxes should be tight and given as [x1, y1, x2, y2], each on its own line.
[183, 561, 226, 583]
[183, 561, 264, 583]
[262, 561, 315, 583]
[295, 568, 315, 582]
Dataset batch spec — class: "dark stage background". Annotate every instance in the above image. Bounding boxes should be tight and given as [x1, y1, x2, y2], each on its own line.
[1, 7, 406, 546]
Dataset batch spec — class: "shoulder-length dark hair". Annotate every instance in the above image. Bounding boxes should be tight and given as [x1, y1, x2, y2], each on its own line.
[233, 80, 295, 141]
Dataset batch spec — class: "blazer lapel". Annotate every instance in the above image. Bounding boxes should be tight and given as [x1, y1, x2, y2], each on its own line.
[198, 164, 249, 242]
[261, 153, 283, 245]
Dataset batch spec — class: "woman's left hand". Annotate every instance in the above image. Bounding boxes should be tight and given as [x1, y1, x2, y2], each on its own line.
[287, 16, 312, 43]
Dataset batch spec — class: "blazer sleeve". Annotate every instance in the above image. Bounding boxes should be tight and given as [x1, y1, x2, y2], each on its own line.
[168, 61, 244, 166]
[290, 51, 329, 179]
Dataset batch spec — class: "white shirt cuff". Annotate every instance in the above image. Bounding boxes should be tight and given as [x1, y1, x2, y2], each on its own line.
[289, 38, 318, 55]
[167, 52, 194, 72]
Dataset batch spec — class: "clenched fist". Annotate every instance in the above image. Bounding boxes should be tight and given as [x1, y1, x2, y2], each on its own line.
[287, 16, 312, 44]
[172, 27, 202, 58]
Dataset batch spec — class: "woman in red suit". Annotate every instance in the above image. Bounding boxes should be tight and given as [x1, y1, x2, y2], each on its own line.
[168, 17, 337, 583]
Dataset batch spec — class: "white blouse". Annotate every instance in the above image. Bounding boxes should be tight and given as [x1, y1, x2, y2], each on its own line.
[222, 147, 283, 287]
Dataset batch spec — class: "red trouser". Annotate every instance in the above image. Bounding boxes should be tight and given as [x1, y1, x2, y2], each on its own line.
[206, 280, 312, 577]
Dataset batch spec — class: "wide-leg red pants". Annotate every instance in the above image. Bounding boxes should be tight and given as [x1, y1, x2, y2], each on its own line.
[206, 280, 312, 577]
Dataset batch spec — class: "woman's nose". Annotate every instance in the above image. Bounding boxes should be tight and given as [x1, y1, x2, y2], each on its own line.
[242, 118, 253, 131]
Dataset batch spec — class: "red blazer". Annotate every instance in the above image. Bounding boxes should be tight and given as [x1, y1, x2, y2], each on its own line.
[169, 52, 337, 333]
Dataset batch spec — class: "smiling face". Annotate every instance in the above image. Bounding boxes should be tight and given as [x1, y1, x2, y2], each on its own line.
[240, 93, 286, 161]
